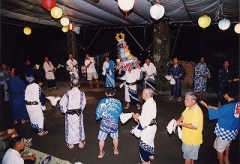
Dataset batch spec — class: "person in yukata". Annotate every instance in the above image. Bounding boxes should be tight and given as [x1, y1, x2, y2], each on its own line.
[7, 67, 29, 125]
[200, 90, 240, 164]
[66, 54, 79, 81]
[25, 76, 48, 136]
[24, 59, 37, 84]
[176, 92, 203, 164]
[119, 62, 144, 110]
[85, 53, 99, 88]
[95, 87, 122, 159]
[102, 56, 116, 88]
[0, 63, 10, 102]
[142, 58, 157, 91]
[59, 78, 86, 149]
[218, 60, 234, 106]
[132, 88, 157, 164]
[168, 57, 186, 101]
[43, 56, 57, 91]
[194, 57, 211, 100]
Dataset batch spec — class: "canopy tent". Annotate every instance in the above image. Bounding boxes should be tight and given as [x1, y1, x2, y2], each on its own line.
[1, 0, 239, 28]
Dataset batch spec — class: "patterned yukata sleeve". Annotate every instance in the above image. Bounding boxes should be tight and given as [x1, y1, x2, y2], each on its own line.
[39, 88, 46, 106]
[59, 92, 69, 113]
[80, 91, 86, 111]
[179, 64, 186, 80]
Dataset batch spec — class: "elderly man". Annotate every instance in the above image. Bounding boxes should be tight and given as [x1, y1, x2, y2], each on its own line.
[59, 78, 86, 149]
[143, 58, 157, 91]
[25, 77, 48, 136]
[132, 88, 157, 164]
[176, 92, 203, 164]
[2, 136, 36, 164]
[95, 87, 122, 159]
[85, 53, 99, 88]
[200, 90, 240, 164]
[66, 54, 79, 81]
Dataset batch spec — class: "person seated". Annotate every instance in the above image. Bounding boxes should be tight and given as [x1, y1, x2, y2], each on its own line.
[2, 136, 36, 164]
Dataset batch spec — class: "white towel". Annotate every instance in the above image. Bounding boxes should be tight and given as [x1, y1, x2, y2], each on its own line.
[177, 127, 182, 139]
[130, 125, 141, 138]
[166, 119, 176, 134]
[46, 96, 61, 107]
[120, 112, 133, 124]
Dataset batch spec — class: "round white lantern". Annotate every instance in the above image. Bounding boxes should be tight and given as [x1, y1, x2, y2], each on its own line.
[62, 26, 68, 33]
[118, 0, 135, 12]
[198, 15, 211, 29]
[218, 19, 230, 30]
[60, 16, 70, 26]
[234, 23, 240, 34]
[51, 6, 63, 19]
[150, 3, 165, 20]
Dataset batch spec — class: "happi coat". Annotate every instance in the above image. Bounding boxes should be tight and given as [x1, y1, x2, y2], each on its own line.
[59, 87, 86, 144]
[102, 60, 116, 87]
[25, 83, 46, 133]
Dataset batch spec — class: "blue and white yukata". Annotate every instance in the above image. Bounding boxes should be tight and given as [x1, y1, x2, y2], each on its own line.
[143, 62, 156, 91]
[138, 97, 157, 163]
[7, 76, 28, 121]
[25, 83, 46, 133]
[102, 60, 116, 87]
[0, 69, 10, 101]
[194, 62, 210, 92]
[168, 64, 186, 98]
[96, 97, 122, 139]
[66, 59, 79, 80]
[59, 87, 86, 144]
[120, 68, 144, 105]
[24, 65, 36, 84]
[208, 101, 240, 149]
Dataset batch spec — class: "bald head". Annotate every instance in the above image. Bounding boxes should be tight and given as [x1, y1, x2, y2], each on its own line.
[71, 78, 80, 87]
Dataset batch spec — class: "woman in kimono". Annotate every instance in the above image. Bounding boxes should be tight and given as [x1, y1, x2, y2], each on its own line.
[102, 56, 116, 87]
[168, 57, 186, 101]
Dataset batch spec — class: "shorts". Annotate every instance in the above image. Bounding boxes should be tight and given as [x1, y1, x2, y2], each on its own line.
[97, 130, 118, 141]
[182, 143, 200, 160]
[214, 137, 231, 153]
[87, 72, 98, 80]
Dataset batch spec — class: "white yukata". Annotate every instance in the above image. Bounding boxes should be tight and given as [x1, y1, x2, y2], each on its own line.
[120, 68, 143, 105]
[143, 62, 156, 90]
[138, 97, 157, 162]
[66, 59, 79, 80]
[59, 87, 86, 144]
[43, 61, 55, 80]
[25, 83, 46, 133]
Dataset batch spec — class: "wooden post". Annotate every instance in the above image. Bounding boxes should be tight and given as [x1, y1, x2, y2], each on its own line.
[67, 31, 77, 60]
[152, 21, 170, 93]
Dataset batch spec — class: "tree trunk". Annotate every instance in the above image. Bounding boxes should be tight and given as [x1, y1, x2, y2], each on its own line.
[152, 21, 170, 93]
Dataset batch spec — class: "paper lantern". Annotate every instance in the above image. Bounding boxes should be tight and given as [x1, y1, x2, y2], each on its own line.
[62, 26, 68, 33]
[198, 15, 211, 29]
[218, 19, 230, 30]
[51, 7, 63, 19]
[118, 0, 135, 12]
[150, 3, 165, 20]
[68, 22, 74, 31]
[60, 16, 70, 26]
[23, 27, 31, 35]
[234, 23, 240, 34]
[41, 0, 56, 11]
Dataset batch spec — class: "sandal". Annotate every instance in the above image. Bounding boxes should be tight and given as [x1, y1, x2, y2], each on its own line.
[67, 143, 74, 149]
[98, 151, 105, 159]
[124, 103, 130, 109]
[38, 131, 48, 136]
[136, 104, 141, 110]
[79, 141, 86, 148]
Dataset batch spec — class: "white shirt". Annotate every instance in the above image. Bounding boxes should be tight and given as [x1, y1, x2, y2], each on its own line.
[66, 59, 78, 73]
[143, 63, 156, 80]
[125, 68, 141, 83]
[43, 61, 55, 80]
[2, 148, 24, 164]
[84, 57, 96, 73]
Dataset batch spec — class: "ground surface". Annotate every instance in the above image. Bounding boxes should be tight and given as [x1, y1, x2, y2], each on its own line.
[1, 79, 239, 164]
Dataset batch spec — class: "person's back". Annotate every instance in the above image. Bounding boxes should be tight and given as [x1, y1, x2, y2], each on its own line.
[2, 148, 24, 164]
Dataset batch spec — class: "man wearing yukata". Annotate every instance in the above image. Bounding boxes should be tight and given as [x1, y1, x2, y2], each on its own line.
[194, 57, 211, 100]
[24, 59, 37, 84]
[102, 56, 116, 87]
[132, 88, 157, 164]
[176, 92, 203, 164]
[119, 62, 143, 110]
[43, 56, 57, 91]
[95, 87, 122, 159]
[0, 63, 10, 102]
[59, 78, 86, 149]
[25, 76, 48, 136]
[66, 54, 79, 81]
[168, 57, 186, 101]
[200, 90, 240, 164]
[142, 58, 157, 91]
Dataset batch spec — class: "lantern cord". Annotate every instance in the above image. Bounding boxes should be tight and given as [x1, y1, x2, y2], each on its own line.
[170, 24, 182, 59]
